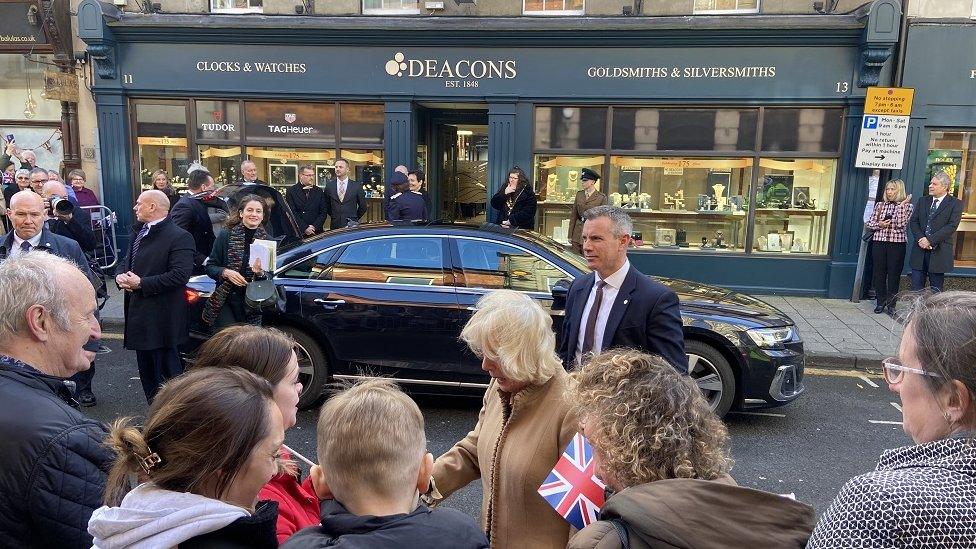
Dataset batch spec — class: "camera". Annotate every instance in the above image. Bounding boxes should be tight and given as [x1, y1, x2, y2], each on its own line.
[50, 195, 74, 216]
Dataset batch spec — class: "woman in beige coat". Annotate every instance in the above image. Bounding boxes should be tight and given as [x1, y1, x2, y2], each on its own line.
[431, 290, 577, 548]
[569, 168, 608, 253]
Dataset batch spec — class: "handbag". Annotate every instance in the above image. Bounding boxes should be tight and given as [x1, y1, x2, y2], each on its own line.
[861, 227, 876, 242]
[245, 277, 278, 309]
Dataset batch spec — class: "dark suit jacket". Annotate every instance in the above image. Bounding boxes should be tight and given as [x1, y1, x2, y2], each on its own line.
[118, 218, 195, 351]
[285, 183, 328, 233]
[325, 179, 368, 230]
[558, 264, 687, 373]
[909, 194, 963, 274]
[170, 193, 216, 273]
[47, 205, 97, 255]
[0, 227, 91, 278]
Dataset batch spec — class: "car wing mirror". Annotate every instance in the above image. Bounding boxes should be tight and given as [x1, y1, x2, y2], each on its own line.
[551, 279, 571, 310]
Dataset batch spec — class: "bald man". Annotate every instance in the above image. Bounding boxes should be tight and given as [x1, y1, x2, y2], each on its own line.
[116, 190, 195, 402]
[42, 180, 96, 254]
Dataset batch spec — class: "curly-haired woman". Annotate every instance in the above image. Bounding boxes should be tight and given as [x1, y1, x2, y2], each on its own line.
[566, 350, 815, 549]
[489, 166, 537, 230]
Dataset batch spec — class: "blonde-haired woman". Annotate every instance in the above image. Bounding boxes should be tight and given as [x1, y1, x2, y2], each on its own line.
[567, 350, 815, 549]
[866, 179, 913, 315]
[431, 289, 576, 548]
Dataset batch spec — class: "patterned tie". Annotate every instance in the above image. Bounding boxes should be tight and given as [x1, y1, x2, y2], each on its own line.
[926, 198, 940, 236]
[338, 181, 346, 202]
[131, 224, 150, 262]
[581, 281, 607, 356]
[20, 240, 31, 254]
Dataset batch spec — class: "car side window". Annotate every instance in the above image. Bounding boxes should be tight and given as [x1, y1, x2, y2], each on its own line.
[456, 239, 564, 293]
[279, 250, 335, 280]
[332, 237, 445, 286]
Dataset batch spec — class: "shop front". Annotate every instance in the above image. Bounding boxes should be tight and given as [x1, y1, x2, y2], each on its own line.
[899, 22, 976, 286]
[78, 0, 900, 296]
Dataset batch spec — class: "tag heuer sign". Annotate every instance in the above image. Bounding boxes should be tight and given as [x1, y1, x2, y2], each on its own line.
[284, 113, 297, 123]
[43, 70, 79, 103]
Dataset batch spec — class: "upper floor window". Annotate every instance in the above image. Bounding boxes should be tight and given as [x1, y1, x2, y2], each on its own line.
[210, 0, 263, 14]
[693, 0, 759, 14]
[363, 0, 420, 14]
[523, 0, 584, 15]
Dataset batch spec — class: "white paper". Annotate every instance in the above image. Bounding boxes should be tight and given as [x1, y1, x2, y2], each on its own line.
[249, 239, 276, 272]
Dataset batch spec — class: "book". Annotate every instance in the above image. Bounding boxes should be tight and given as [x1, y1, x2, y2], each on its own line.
[249, 238, 277, 272]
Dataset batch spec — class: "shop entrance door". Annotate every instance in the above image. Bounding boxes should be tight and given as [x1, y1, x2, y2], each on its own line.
[425, 108, 489, 223]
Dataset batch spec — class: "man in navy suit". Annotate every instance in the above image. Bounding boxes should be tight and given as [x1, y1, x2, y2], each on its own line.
[909, 171, 963, 292]
[325, 158, 368, 230]
[558, 206, 686, 373]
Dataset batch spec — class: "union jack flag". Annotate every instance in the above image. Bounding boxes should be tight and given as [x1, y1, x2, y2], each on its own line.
[538, 432, 606, 530]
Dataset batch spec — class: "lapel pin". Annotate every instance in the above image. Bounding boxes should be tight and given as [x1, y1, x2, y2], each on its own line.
[623, 299, 629, 305]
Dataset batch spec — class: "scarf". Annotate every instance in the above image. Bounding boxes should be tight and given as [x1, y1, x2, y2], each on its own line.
[202, 223, 267, 326]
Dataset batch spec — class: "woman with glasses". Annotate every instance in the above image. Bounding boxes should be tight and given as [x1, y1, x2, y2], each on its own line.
[808, 291, 976, 547]
[489, 166, 537, 230]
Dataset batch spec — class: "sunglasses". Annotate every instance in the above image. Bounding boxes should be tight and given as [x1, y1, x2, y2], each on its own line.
[881, 357, 942, 384]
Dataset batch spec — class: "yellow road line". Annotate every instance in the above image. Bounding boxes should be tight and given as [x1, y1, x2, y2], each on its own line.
[805, 367, 882, 379]
[100, 333, 124, 340]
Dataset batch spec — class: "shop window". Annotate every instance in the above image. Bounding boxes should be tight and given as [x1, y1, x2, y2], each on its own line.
[363, 0, 420, 14]
[753, 158, 836, 255]
[195, 100, 240, 142]
[523, 0, 584, 14]
[608, 157, 753, 253]
[244, 101, 336, 145]
[244, 146, 336, 191]
[533, 154, 605, 243]
[534, 107, 607, 150]
[339, 149, 386, 223]
[927, 131, 976, 266]
[211, 0, 263, 13]
[134, 101, 189, 192]
[762, 108, 843, 153]
[0, 54, 60, 121]
[199, 145, 243, 187]
[340, 104, 385, 147]
[611, 108, 758, 152]
[455, 238, 566, 293]
[693, 0, 759, 14]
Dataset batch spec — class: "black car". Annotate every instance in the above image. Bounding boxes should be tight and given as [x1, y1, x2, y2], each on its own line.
[185, 222, 805, 417]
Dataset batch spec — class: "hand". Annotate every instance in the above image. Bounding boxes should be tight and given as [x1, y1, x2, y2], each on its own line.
[4, 142, 14, 156]
[918, 237, 932, 250]
[879, 219, 891, 228]
[501, 220, 511, 228]
[252, 257, 263, 277]
[223, 268, 247, 287]
[123, 271, 141, 289]
[504, 184, 516, 195]
[902, 193, 913, 205]
[304, 225, 316, 236]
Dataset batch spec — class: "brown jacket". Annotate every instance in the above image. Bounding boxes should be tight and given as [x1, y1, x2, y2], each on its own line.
[432, 369, 577, 549]
[567, 477, 815, 549]
[569, 189, 608, 249]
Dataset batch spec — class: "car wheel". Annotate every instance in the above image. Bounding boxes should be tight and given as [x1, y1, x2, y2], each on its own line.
[279, 326, 329, 410]
[685, 340, 736, 418]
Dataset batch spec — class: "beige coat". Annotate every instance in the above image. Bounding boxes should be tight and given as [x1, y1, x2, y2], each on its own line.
[432, 369, 577, 549]
[569, 189, 609, 251]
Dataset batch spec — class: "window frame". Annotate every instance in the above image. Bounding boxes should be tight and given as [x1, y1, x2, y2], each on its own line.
[692, 0, 760, 15]
[522, 0, 585, 16]
[210, 0, 263, 14]
[450, 235, 572, 295]
[362, 0, 421, 15]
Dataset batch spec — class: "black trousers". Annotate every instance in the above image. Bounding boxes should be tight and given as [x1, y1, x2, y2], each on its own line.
[871, 240, 907, 308]
[135, 347, 184, 403]
[69, 363, 94, 394]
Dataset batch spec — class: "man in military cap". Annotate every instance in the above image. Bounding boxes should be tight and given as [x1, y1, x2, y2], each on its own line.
[568, 167, 608, 253]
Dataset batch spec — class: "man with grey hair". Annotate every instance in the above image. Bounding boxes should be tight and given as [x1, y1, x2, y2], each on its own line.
[238, 159, 266, 186]
[558, 205, 686, 373]
[0, 252, 111, 547]
[909, 171, 963, 292]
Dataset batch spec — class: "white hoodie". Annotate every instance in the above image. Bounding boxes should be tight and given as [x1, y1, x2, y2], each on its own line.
[88, 483, 250, 549]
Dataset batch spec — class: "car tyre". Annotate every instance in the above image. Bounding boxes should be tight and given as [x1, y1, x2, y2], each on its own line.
[685, 340, 736, 418]
[279, 326, 329, 410]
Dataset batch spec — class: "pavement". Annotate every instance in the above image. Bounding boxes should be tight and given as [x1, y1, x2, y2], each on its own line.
[98, 285, 899, 371]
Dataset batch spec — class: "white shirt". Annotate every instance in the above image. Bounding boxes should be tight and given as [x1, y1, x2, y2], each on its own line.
[576, 260, 631, 361]
[10, 232, 43, 257]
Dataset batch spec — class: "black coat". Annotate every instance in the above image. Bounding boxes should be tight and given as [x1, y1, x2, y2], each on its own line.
[0, 361, 113, 548]
[182, 500, 279, 549]
[909, 194, 964, 274]
[118, 218, 195, 350]
[285, 183, 328, 233]
[558, 265, 687, 373]
[47, 204, 97, 254]
[170, 193, 217, 273]
[490, 185, 537, 230]
[386, 190, 428, 222]
[325, 179, 368, 230]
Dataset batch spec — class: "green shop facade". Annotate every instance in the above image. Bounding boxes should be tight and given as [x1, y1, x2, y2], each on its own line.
[78, 0, 903, 297]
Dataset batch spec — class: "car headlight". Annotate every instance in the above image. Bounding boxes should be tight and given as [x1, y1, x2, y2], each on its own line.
[746, 326, 794, 348]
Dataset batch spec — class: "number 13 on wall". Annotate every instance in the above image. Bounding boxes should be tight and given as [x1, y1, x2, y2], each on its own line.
[835, 81, 850, 93]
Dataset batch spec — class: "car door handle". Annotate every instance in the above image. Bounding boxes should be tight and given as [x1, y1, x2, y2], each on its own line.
[314, 298, 345, 309]
[466, 306, 479, 311]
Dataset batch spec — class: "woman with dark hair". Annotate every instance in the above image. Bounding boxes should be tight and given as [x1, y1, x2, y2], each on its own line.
[567, 349, 815, 548]
[203, 194, 269, 330]
[193, 325, 318, 543]
[88, 367, 283, 548]
[809, 291, 976, 547]
[151, 170, 180, 211]
[489, 166, 537, 230]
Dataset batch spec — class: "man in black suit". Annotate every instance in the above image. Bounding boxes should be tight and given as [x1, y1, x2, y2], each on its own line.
[286, 164, 328, 236]
[116, 190, 194, 402]
[325, 157, 368, 230]
[909, 171, 963, 292]
[170, 169, 219, 275]
[42, 180, 97, 255]
[558, 205, 686, 373]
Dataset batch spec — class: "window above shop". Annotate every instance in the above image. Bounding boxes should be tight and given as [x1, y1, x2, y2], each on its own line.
[523, 0, 584, 15]
[693, 0, 759, 14]
[210, 0, 263, 14]
[362, 0, 420, 14]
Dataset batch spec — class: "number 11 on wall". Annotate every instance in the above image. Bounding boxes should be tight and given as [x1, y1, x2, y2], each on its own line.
[123, 74, 133, 84]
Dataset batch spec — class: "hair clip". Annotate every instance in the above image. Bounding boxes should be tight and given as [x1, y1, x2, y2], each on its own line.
[138, 450, 162, 474]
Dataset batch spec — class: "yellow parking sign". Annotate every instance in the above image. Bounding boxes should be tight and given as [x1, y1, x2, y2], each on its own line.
[864, 87, 915, 116]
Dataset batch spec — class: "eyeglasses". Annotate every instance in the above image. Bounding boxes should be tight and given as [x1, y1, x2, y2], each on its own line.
[881, 357, 942, 384]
